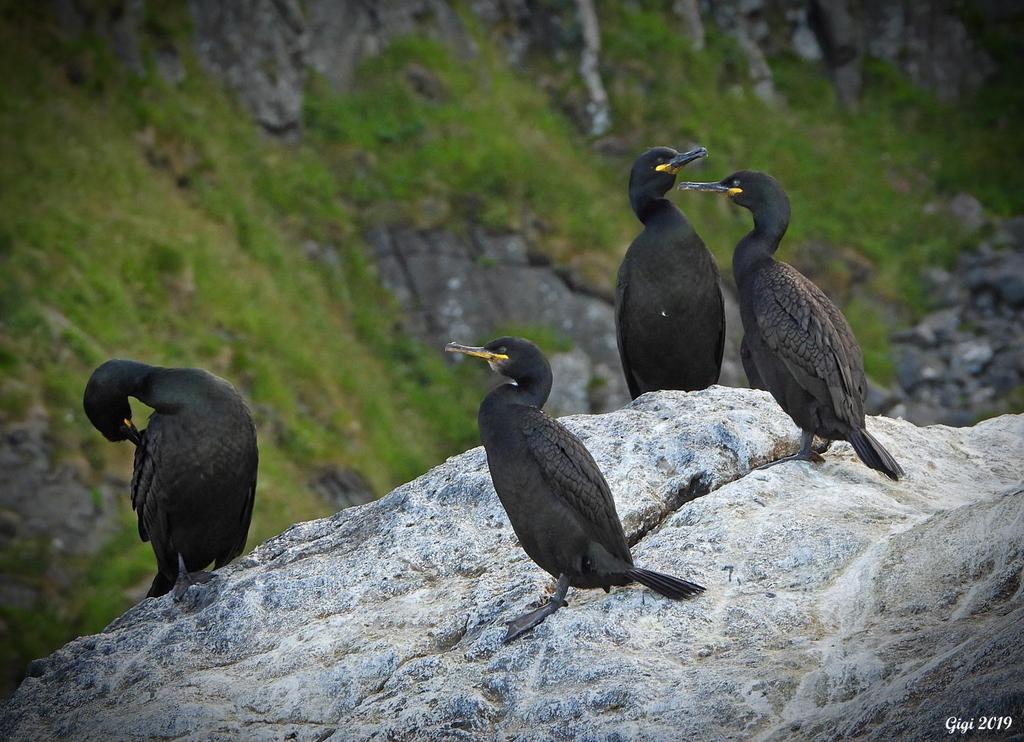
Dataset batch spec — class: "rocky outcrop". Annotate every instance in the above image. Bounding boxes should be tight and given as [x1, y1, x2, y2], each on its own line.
[71, 0, 1013, 137]
[0, 409, 123, 690]
[369, 225, 748, 415]
[890, 222, 1024, 426]
[2, 388, 1021, 739]
[306, 0, 474, 93]
[369, 225, 631, 414]
[861, 0, 996, 103]
[189, 0, 308, 137]
[718, 0, 1002, 107]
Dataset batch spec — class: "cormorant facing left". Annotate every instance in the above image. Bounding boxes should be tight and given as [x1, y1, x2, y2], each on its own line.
[84, 360, 258, 600]
[446, 337, 704, 642]
[616, 146, 725, 398]
[677, 171, 904, 480]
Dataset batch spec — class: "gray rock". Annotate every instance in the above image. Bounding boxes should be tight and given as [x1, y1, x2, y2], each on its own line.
[895, 346, 944, 390]
[51, 0, 145, 76]
[369, 225, 631, 412]
[948, 339, 994, 377]
[864, 0, 996, 102]
[993, 216, 1024, 250]
[949, 192, 986, 233]
[546, 348, 593, 418]
[719, 280, 747, 389]
[306, 0, 474, 93]
[2, 390, 1021, 740]
[809, 0, 862, 107]
[575, 0, 611, 136]
[673, 0, 705, 51]
[864, 377, 899, 415]
[789, 4, 823, 62]
[0, 410, 119, 556]
[154, 45, 186, 86]
[308, 467, 376, 512]
[189, 0, 307, 137]
[708, 2, 779, 104]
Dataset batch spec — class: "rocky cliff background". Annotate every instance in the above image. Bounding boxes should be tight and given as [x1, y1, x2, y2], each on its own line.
[0, 0, 1022, 698]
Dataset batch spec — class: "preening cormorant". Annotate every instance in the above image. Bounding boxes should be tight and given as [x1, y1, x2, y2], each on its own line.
[84, 360, 259, 599]
[446, 337, 704, 642]
[677, 171, 904, 480]
[616, 146, 725, 398]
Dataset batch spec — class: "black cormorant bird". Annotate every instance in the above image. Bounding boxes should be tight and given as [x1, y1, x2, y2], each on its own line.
[446, 337, 704, 642]
[741, 336, 765, 390]
[84, 360, 259, 599]
[677, 171, 904, 480]
[616, 146, 725, 398]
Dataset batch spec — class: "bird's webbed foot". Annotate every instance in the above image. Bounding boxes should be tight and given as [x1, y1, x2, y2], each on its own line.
[755, 431, 824, 471]
[503, 574, 570, 644]
[171, 553, 215, 603]
[755, 450, 824, 470]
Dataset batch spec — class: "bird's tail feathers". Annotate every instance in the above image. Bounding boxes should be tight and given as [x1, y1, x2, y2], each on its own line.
[627, 568, 704, 599]
[849, 428, 904, 481]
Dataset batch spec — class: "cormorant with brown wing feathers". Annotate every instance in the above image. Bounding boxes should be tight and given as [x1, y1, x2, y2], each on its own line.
[446, 336, 704, 642]
[616, 146, 725, 398]
[84, 360, 258, 600]
[677, 171, 904, 480]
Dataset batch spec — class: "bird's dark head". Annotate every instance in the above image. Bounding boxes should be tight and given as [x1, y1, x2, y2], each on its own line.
[445, 336, 550, 380]
[676, 169, 789, 217]
[629, 145, 708, 216]
[83, 359, 146, 444]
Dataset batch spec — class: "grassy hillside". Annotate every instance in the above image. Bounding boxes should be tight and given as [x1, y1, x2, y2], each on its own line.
[0, 2, 1021, 693]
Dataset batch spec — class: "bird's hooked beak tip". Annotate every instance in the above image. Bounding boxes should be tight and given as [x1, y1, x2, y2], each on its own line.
[444, 342, 509, 363]
[122, 417, 141, 445]
[654, 145, 708, 175]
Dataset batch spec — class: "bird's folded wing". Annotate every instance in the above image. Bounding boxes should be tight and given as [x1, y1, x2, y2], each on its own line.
[754, 264, 865, 427]
[614, 269, 642, 400]
[229, 446, 258, 565]
[130, 427, 160, 544]
[521, 409, 632, 563]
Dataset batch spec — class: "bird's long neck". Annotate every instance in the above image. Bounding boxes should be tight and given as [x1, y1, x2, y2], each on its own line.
[511, 369, 552, 409]
[488, 369, 552, 411]
[116, 362, 186, 414]
[631, 187, 686, 227]
[733, 202, 789, 286]
[106, 360, 156, 406]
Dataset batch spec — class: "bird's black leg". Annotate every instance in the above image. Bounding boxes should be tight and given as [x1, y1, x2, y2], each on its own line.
[171, 553, 215, 602]
[756, 430, 825, 472]
[503, 574, 571, 643]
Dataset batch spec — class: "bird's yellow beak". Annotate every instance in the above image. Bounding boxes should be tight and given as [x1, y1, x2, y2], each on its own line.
[122, 417, 141, 445]
[445, 342, 509, 362]
[655, 146, 708, 175]
[677, 181, 742, 197]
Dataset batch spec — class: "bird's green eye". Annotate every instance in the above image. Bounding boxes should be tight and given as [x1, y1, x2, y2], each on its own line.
[498, 347, 507, 355]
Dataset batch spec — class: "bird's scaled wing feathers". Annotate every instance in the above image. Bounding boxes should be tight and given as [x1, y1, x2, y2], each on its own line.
[520, 409, 632, 564]
[130, 425, 166, 547]
[753, 264, 865, 427]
